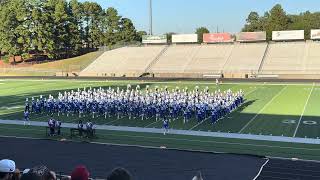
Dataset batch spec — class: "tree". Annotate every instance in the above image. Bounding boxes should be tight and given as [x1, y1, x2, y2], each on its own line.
[82, 1, 103, 49]
[0, 0, 31, 62]
[165, 32, 176, 44]
[55, 0, 71, 57]
[242, 12, 263, 32]
[28, 0, 55, 60]
[119, 18, 137, 43]
[195, 27, 209, 43]
[264, 4, 289, 39]
[136, 31, 147, 42]
[103, 7, 121, 46]
[0, 0, 141, 62]
[240, 4, 320, 40]
[68, 0, 84, 55]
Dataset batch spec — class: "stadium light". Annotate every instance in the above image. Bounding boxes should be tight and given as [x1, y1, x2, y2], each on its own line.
[149, 0, 153, 35]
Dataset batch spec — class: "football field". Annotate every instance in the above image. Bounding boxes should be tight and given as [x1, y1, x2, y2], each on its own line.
[0, 79, 320, 160]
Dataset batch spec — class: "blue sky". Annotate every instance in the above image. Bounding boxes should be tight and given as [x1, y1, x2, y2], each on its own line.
[80, 0, 320, 34]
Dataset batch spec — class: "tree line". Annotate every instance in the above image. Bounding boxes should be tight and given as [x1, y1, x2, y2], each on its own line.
[242, 4, 320, 40]
[0, 0, 146, 62]
[187, 4, 320, 43]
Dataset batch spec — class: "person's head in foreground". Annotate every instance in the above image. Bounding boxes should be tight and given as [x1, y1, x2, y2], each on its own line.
[20, 165, 56, 180]
[71, 165, 90, 180]
[0, 159, 16, 180]
[107, 167, 131, 180]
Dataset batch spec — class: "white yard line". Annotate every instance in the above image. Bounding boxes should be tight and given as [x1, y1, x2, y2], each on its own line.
[189, 117, 210, 130]
[245, 86, 259, 96]
[104, 116, 127, 125]
[238, 86, 288, 133]
[293, 84, 315, 137]
[144, 120, 159, 128]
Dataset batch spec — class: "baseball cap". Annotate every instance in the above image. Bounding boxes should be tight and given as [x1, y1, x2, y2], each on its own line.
[71, 165, 89, 180]
[0, 159, 16, 173]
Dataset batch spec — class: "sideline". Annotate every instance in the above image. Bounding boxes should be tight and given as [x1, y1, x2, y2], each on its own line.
[1, 119, 320, 145]
[0, 78, 319, 86]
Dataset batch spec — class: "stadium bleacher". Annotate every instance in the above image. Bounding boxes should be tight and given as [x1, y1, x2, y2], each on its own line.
[79, 40, 320, 79]
[150, 45, 201, 73]
[184, 44, 233, 74]
[260, 42, 306, 74]
[304, 41, 320, 73]
[223, 43, 268, 73]
[80, 46, 166, 77]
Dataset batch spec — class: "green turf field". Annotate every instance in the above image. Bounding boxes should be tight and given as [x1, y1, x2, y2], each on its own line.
[0, 79, 320, 160]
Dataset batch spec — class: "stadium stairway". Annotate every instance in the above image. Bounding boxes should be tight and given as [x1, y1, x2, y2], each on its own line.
[257, 43, 270, 73]
[141, 45, 169, 77]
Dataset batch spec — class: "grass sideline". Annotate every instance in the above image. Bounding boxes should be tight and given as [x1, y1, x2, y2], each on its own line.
[32, 51, 104, 71]
[0, 124, 320, 161]
[0, 51, 103, 76]
[1, 79, 320, 160]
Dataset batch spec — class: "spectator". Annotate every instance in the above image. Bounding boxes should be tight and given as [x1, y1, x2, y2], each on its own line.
[85, 121, 94, 138]
[11, 169, 21, 180]
[20, 165, 56, 180]
[55, 120, 62, 135]
[71, 165, 89, 180]
[0, 159, 16, 180]
[78, 120, 84, 137]
[107, 167, 131, 180]
[48, 117, 55, 136]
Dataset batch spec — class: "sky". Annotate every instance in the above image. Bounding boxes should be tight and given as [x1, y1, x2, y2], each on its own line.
[80, 0, 320, 35]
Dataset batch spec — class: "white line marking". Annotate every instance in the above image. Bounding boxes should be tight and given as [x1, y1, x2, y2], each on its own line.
[0, 106, 22, 110]
[1, 126, 320, 151]
[245, 87, 258, 96]
[189, 117, 210, 130]
[239, 86, 288, 133]
[144, 120, 159, 128]
[2, 117, 320, 144]
[1, 79, 318, 86]
[293, 84, 315, 137]
[253, 158, 270, 180]
[105, 116, 126, 125]
[267, 156, 320, 163]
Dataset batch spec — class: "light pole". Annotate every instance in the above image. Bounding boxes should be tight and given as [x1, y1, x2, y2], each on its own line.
[149, 0, 153, 35]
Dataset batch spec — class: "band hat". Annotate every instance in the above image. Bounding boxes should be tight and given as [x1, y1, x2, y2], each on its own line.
[0, 159, 16, 173]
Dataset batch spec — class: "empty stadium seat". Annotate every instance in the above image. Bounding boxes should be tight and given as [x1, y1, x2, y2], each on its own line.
[80, 46, 166, 77]
[223, 43, 267, 73]
[260, 42, 306, 74]
[184, 44, 233, 74]
[304, 41, 320, 73]
[150, 45, 201, 73]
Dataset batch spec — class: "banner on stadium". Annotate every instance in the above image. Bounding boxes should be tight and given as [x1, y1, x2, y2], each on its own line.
[203, 33, 233, 43]
[311, 29, 320, 40]
[172, 34, 198, 43]
[142, 35, 167, 44]
[272, 30, 304, 41]
[236, 32, 266, 42]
